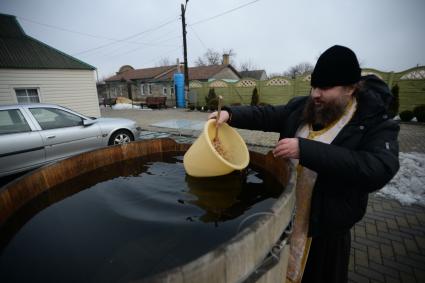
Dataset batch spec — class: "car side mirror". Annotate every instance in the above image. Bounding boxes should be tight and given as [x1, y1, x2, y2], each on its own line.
[83, 119, 96, 126]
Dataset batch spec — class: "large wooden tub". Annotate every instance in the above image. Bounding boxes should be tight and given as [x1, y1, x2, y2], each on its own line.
[0, 138, 295, 283]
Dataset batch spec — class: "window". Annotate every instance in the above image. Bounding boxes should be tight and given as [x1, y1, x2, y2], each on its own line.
[29, 108, 83, 130]
[141, 84, 152, 95]
[163, 87, 167, 95]
[15, 88, 40, 103]
[111, 87, 117, 97]
[171, 86, 174, 95]
[0, 109, 31, 134]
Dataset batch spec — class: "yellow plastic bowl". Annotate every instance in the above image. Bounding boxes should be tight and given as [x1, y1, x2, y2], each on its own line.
[183, 119, 250, 177]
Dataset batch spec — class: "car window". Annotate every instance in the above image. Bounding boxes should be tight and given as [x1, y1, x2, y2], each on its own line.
[0, 109, 32, 134]
[29, 108, 83, 130]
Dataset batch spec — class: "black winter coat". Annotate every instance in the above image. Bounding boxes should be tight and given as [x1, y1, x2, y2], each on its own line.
[226, 75, 400, 236]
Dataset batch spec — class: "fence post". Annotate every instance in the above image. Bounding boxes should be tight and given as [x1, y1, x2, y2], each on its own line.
[257, 79, 261, 104]
[388, 71, 395, 87]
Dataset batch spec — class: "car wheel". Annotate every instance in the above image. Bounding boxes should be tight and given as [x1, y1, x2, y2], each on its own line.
[108, 130, 134, 145]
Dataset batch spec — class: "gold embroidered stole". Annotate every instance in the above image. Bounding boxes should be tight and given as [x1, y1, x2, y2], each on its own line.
[286, 98, 357, 283]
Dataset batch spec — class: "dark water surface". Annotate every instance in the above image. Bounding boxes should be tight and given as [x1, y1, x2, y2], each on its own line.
[0, 152, 284, 283]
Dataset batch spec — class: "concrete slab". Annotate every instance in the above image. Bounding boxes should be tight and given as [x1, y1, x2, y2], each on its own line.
[151, 119, 204, 131]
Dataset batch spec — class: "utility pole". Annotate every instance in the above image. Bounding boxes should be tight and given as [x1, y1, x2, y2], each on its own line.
[181, 0, 189, 107]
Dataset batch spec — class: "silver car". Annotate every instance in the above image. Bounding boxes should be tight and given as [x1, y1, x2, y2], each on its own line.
[0, 103, 142, 177]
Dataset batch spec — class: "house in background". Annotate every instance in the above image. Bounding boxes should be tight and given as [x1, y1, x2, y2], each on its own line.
[0, 13, 99, 117]
[239, 70, 268, 80]
[102, 54, 240, 107]
[188, 64, 240, 82]
[103, 64, 177, 105]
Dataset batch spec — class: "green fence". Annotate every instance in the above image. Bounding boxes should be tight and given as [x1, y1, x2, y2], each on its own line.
[189, 76, 311, 107]
[189, 66, 425, 112]
[362, 67, 425, 112]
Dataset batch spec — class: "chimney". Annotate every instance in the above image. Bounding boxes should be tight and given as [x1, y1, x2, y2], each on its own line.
[223, 54, 230, 65]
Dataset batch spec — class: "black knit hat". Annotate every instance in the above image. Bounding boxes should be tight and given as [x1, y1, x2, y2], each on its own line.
[311, 45, 361, 88]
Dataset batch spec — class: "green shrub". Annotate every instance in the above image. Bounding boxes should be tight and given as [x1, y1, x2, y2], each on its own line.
[388, 84, 399, 118]
[196, 105, 203, 111]
[250, 87, 259, 106]
[413, 104, 425, 122]
[205, 88, 218, 111]
[399, 110, 414, 122]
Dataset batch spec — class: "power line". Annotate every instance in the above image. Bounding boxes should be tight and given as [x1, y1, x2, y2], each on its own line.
[189, 0, 260, 26]
[18, 16, 176, 47]
[19, 17, 116, 41]
[151, 35, 181, 46]
[140, 45, 183, 67]
[81, 34, 180, 59]
[72, 17, 179, 56]
[188, 26, 208, 50]
[147, 28, 179, 43]
[102, 36, 181, 59]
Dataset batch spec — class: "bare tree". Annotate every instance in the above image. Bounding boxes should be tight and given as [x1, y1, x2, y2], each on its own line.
[194, 49, 222, 66]
[97, 73, 114, 83]
[283, 62, 314, 78]
[194, 48, 238, 66]
[239, 59, 258, 71]
[194, 57, 205, 66]
[156, 57, 172, 67]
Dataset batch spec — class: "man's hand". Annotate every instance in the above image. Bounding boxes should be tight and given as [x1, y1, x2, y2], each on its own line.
[272, 138, 300, 159]
[208, 110, 230, 126]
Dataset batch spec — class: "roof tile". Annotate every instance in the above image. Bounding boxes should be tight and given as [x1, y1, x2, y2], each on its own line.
[105, 64, 240, 82]
[0, 13, 95, 70]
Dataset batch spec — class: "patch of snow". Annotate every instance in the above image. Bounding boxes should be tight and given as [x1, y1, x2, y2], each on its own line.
[377, 152, 425, 206]
[112, 103, 152, 110]
[393, 116, 420, 122]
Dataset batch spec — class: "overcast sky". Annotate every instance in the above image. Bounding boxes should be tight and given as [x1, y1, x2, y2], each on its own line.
[1, 0, 424, 79]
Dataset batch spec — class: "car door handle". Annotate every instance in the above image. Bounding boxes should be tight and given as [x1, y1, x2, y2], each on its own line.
[47, 135, 56, 139]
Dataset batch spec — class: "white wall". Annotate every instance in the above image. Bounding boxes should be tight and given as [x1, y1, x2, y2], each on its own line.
[0, 69, 100, 117]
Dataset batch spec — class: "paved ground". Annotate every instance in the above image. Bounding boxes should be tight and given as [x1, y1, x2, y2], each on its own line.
[102, 107, 425, 283]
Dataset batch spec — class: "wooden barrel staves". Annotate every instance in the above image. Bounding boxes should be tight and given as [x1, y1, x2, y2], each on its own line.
[0, 138, 296, 283]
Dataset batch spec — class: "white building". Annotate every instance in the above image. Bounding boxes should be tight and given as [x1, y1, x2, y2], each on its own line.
[0, 13, 100, 117]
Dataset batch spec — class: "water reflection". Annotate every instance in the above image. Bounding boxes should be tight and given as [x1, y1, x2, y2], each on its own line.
[0, 156, 150, 250]
[186, 168, 282, 223]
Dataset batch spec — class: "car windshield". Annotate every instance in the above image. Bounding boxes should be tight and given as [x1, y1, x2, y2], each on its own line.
[58, 106, 90, 120]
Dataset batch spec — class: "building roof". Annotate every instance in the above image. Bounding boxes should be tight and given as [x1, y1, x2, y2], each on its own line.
[105, 65, 177, 82]
[106, 64, 240, 82]
[239, 70, 267, 80]
[189, 64, 240, 80]
[0, 13, 95, 70]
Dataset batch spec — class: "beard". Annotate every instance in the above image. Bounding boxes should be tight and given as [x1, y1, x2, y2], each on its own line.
[302, 95, 349, 127]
